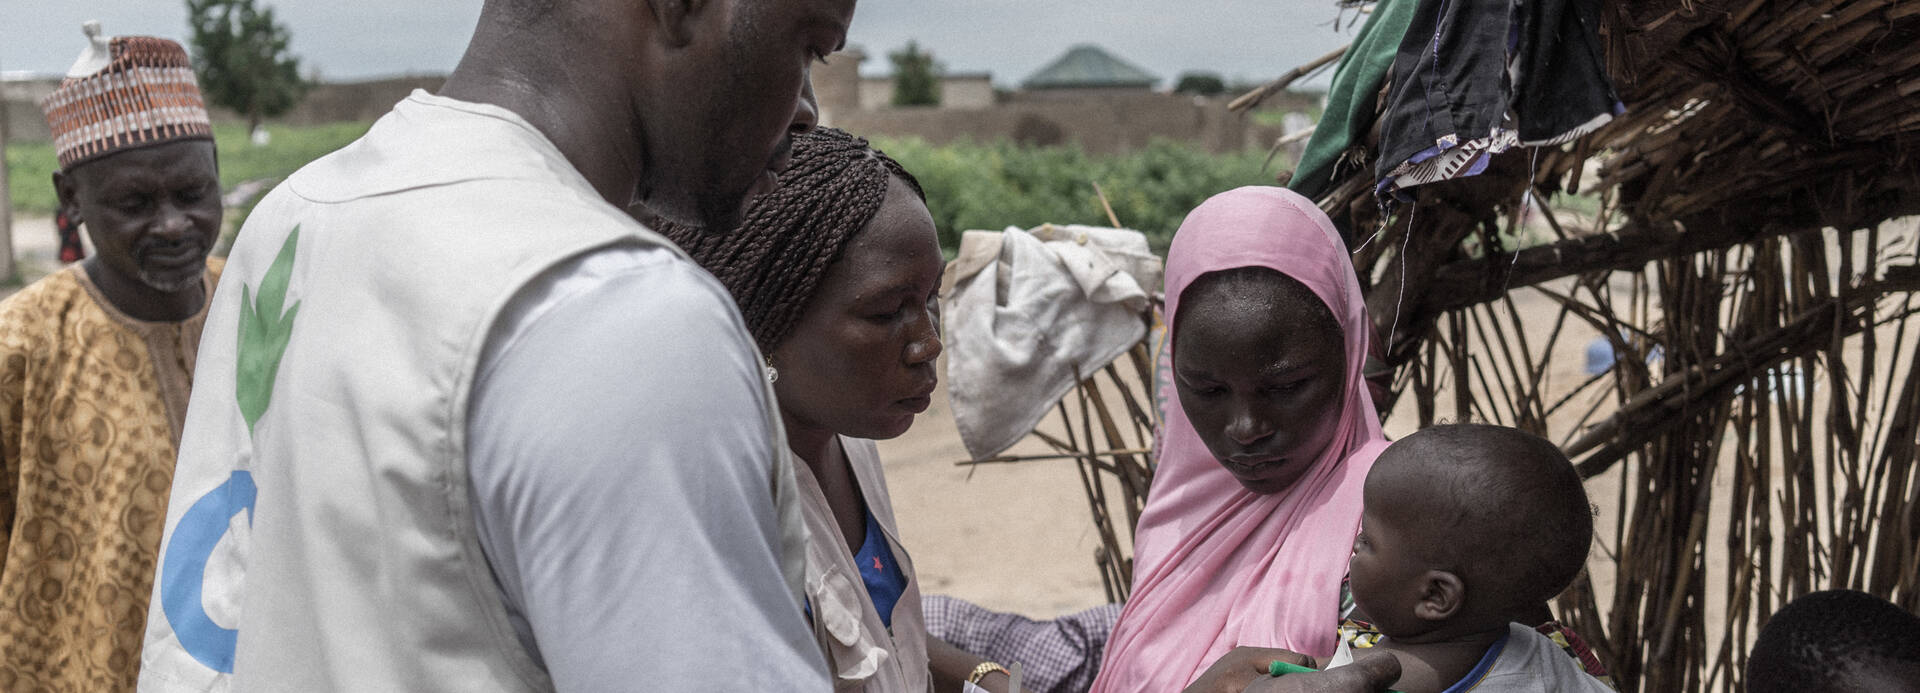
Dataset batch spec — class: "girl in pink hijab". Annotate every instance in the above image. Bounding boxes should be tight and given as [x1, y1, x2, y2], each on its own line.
[1091, 186, 1389, 692]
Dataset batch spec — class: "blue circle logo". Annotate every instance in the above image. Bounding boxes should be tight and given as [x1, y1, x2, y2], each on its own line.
[159, 471, 257, 674]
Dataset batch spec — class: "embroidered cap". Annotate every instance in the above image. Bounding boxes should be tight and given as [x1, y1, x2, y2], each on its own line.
[39, 22, 213, 170]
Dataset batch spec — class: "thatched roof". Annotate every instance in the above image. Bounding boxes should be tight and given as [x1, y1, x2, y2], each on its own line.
[1224, 0, 1920, 364]
[1322, 0, 1916, 293]
[1555, 0, 1920, 239]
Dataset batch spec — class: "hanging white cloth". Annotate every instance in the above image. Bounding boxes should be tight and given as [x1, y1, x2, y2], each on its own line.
[940, 224, 1162, 461]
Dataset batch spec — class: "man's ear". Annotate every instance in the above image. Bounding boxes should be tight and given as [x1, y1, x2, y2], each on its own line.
[53, 169, 82, 226]
[1413, 570, 1465, 622]
[644, 0, 710, 48]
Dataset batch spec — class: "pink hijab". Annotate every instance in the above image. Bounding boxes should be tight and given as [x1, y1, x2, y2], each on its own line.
[1091, 187, 1388, 692]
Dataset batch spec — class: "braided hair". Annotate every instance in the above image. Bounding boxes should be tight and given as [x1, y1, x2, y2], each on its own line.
[662, 127, 926, 353]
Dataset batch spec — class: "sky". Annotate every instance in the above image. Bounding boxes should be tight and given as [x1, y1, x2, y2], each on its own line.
[1, 0, 1359, 89]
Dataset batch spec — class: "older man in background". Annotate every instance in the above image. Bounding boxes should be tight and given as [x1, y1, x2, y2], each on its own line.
[0, 24, 225, 692]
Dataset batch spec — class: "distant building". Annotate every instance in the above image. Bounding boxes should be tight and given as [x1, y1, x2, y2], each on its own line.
[1015, 44, 1160, 101]
[9, 51, 1320, 156]
[814, 47, 996, 124]
[2, 77, 60, 142]
[860, 72, 994, 111]
[813, 43, 1310, 155]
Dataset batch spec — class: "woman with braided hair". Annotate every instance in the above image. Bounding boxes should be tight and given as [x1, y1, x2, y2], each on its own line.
[657, 127, 1014, 693]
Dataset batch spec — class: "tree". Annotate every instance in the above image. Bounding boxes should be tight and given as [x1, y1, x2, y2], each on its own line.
[187, 0, 307, 139]
[889, 41, 940, 107]
[1174, 72, 1226, 96]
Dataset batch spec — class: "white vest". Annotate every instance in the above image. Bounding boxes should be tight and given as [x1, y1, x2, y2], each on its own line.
[138, 93, 806, 692]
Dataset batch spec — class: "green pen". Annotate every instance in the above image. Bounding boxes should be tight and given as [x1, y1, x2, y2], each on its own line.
[1268, 660, 1318, 677]
[1268, 659, 1406, 693]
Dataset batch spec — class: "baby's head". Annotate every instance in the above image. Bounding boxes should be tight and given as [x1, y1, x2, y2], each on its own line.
[1348, 424, 1592, 640]
[1746, 589, 1920, 693]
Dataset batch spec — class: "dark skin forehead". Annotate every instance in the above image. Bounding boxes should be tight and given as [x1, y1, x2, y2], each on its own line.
[66, 139, 219, 193]
[1364, 442, 1452, 531]
[815, 175, 941, 308]
[1365, 444, 1461, 556]
[1173, 269, 1343, 375]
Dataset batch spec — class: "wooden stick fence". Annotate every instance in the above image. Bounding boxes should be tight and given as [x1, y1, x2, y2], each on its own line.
[952, 343, 1160, 604]
[1227, 1, 1920, 689]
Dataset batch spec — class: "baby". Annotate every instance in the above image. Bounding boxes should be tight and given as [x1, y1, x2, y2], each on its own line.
[1745, 589, 1920, 693]
[1264, 423, 1611, 693]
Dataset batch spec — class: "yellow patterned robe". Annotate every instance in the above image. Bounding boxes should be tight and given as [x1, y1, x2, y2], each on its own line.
[0, 260, 222, 692]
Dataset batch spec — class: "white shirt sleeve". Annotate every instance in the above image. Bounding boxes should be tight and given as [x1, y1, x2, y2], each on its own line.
[466, 246, 829, 691]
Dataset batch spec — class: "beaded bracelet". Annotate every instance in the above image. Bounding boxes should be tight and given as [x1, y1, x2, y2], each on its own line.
[967, 661, 1011, 685]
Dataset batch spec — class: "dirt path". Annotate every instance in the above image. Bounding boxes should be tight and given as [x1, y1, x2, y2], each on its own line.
[4, 215, 63, 289]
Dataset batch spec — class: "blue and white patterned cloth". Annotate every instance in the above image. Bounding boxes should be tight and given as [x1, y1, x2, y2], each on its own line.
[923, 595, 1124, 693]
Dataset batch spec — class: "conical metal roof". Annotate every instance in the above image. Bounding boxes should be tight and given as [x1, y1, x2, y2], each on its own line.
[1021, 44, 1159, 90]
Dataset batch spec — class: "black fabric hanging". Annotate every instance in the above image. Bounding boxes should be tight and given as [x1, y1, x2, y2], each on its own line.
[1374, 0, 1621, 198]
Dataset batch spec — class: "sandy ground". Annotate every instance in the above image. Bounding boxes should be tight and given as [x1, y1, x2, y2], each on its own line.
[3, 215, 64, 284]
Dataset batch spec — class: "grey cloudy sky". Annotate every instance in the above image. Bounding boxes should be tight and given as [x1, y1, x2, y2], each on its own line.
[2, 0, 1357, 89]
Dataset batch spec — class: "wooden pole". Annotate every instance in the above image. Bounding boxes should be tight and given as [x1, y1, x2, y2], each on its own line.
[0, 59, 19, 284]
[1227, 45, 1347, 113]
[1091, 181, 1122, 228]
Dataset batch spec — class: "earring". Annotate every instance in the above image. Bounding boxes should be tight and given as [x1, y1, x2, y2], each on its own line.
[764, 356, 779, 384]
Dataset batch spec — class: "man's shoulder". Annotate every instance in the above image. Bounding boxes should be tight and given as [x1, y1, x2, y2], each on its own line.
[272, 162, 646, 256]
[521, 244, 746, 347]
[0, 267, 94, 359]
[253, 92, 663, 263]
[0, 267, 90, 325]
[281, 92, 604, 211]
[481, 240, 745, 365]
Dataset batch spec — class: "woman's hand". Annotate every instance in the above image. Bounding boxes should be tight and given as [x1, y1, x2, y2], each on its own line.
[1244, 652, 1401, 693]
[1182, 646, 1318, 693]
[928, 635, 1008, 693]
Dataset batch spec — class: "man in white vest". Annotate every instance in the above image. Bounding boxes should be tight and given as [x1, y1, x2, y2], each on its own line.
[137, 0, 852, 690]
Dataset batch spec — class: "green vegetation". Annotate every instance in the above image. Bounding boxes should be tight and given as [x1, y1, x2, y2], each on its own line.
[188, 0, 309, 134]
[4, 142, 57, 216]
[1174, 72, 1227, 96]
[874, 136, 1283, 252]
[889, 41, 941, 107]
[1251, 102, 1324, 128]
[6, 121, 370, 216]
[10, 122, 1288, 257]
[211, 121, 370, 189]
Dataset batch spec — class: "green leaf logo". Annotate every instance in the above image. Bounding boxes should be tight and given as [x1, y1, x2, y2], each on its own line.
[237, 227, 302, 434]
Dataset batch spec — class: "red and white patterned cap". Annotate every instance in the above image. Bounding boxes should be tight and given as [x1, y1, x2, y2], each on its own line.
[39, 22, 213, 170]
